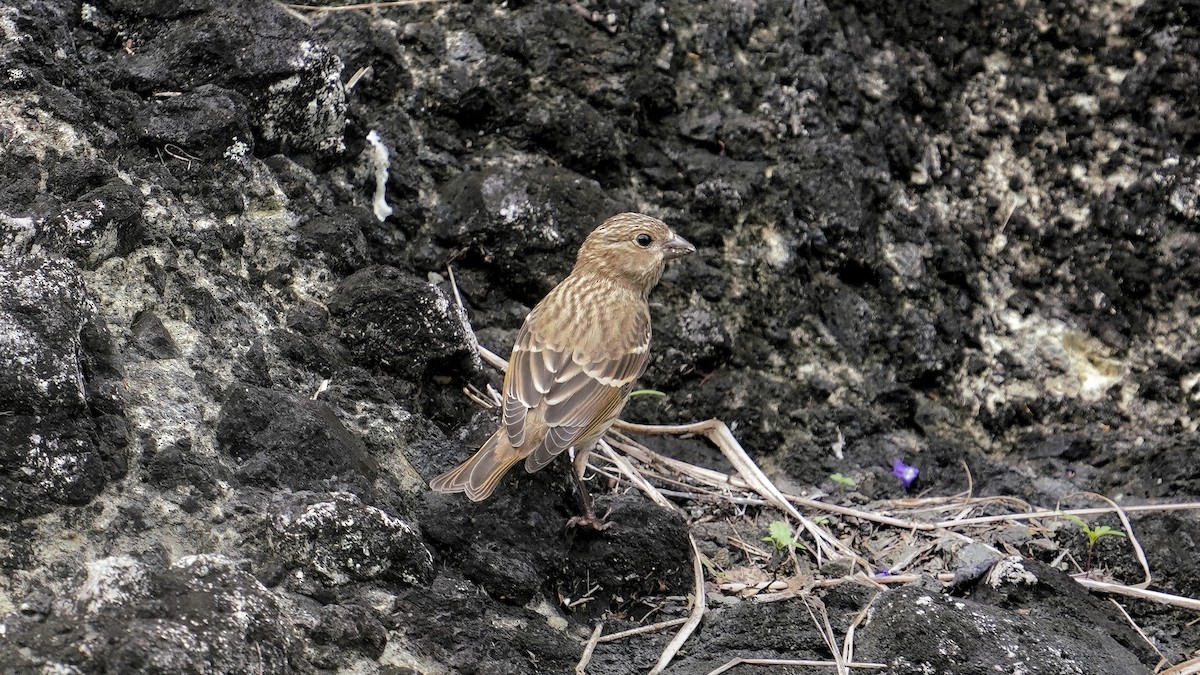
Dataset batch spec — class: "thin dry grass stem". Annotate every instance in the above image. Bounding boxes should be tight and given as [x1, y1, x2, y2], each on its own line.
[887, 494, 1032, 515]
[934, 502, 1200, 528]
[1161, 655, 1200, 675]
[1062, 491, 1152, 588]
[842, 591, 881, 667]
[705, 658, 886, 674]
[1109, 599, 1169, 666]
[477, 343, 508, 371]
[344, 65, 370, 91]
[595, 617, 688, 644]
[786, 494, 937, 531]
[161, 143, 201, 168]
[959, 458, 974, 498]
[574, 622, 604, 675]
[1074, 577, 1200, 612]
[647, 534, 707, 675]
[728, 528, 771, 561]
[614, 421, 863, 567]
[883, 541, 937, 576]
[594, 439, 682, 514]
[282, 0, 441, 11]
[803, 596, 845, 674]
[811, 572, 955, 589]
[659, 488, 767, 507]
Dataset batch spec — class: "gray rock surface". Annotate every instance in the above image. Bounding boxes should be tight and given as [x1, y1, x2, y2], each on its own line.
[0, 0, 1196, 672]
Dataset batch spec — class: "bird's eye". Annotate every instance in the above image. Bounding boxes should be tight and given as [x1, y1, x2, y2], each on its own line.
[635, 233, 653, 247]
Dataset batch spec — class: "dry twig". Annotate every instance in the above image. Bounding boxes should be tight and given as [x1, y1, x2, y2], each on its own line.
[705, 658, 885, 674]
[574, 623, 604, 675]
[596, 617, 689, 644]
[647, 534, 706, 675]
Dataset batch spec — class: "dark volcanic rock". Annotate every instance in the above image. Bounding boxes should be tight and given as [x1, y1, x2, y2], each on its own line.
[135, 84, 255, 160]
[107, 0, 347, 156]
[427, 165, 625, 298]
[858, 558, 1154, 675]
[0, 555, 308, 673]
[0, 254, 127, 521]
[328, 265, 477, 380]
[216, 384, 377, 493]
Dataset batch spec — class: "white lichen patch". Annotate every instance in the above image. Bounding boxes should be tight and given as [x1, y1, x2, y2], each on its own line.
[76, 556, 148, 614]
[223, 137, 250, 163]
[276, 493, 432, 586]
[377, 637, 446, 673]
[759, 225, 791, 269]
[0, 92, 98, 167]
[259, 43, 347, 155]
[122, 358, 215, 456]
[525, 597, 571, 633]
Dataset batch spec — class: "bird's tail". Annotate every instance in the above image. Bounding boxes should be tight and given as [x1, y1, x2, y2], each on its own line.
[429, 429, 523, 502]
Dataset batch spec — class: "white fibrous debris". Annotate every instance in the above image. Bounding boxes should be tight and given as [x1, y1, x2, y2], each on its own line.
[366, 130, 393, 222]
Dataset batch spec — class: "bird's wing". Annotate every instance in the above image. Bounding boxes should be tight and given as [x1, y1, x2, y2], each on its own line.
[502, 316, 564, 449]
[514, 321, 650, 473]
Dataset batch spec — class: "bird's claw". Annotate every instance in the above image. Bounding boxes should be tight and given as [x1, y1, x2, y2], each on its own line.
[566, 515, 611, 532]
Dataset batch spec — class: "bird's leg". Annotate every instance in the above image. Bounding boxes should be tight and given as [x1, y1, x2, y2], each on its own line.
[566, 448, 610, 531]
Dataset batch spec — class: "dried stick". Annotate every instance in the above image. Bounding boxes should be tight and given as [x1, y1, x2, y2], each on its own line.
[1161, 655, 1200, 675]
[615, 419, 861, 567]
[803, 595, 844, 674]
[842, 592, 881, 667]
[648, 534, 706, 675]
[705, 658, 886, 674]
[1108, 599, 1168, 667]
[597, 617, 689, 643]
[1073, 577, 1200, 612]
[574, 623, 604, 675]
[935, 502, 1200, 529]
[595, 439, 683, 515]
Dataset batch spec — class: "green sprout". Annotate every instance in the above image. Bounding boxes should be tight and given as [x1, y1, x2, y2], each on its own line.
[829, 473, 857, 489]
[762, 520, 802, 553]
[629, 389, 667, 398]
[1059, 512, 1126, 577]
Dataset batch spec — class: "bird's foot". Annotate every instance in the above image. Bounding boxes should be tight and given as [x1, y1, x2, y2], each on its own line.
[566, 514, 611, 532]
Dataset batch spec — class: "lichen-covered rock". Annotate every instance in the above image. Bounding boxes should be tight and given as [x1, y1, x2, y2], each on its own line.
[273, 492, 434, 588]
[0, 253, 127, 520]
[1, 0, 1198, 672]
[0, 555, 310, 673]
[105, 0, 347, 156]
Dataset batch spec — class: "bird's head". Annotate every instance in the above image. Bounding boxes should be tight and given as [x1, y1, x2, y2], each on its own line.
[572, 213, 695, 294]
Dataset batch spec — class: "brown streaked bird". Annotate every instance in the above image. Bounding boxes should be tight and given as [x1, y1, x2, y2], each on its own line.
[429, 212, 695, 527]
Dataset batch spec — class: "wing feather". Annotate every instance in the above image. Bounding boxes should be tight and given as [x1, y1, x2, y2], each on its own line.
[506, 293, 652, 471]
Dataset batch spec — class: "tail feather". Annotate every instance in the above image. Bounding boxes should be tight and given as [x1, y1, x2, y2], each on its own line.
[429, 430, 524, 502]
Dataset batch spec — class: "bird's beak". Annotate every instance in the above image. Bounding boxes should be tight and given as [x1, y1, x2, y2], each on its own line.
[662, 233, 696, 260]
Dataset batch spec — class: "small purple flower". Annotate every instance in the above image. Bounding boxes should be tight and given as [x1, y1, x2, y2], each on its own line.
[892, 459, 919, 488]
[876, 569, 892, 577]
